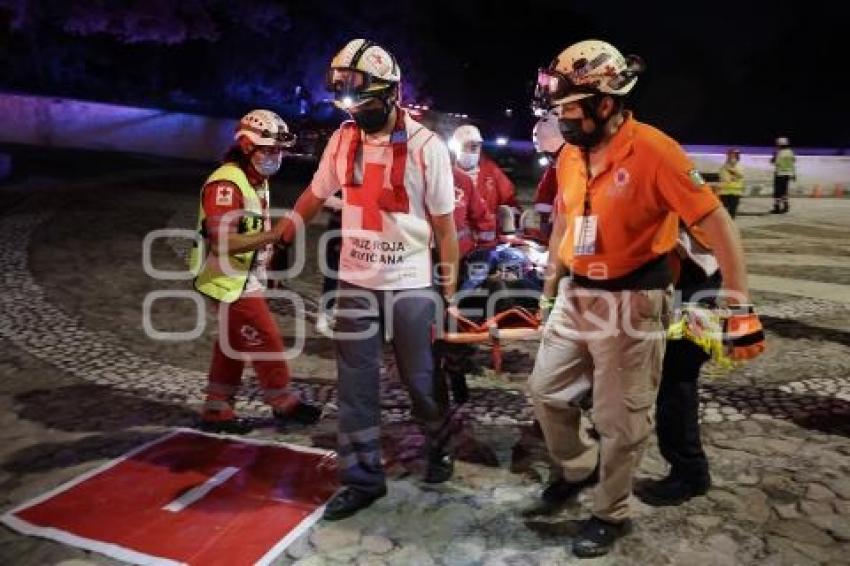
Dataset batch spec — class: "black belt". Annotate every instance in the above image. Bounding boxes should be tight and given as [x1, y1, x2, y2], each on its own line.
[572, 255, 673, 291]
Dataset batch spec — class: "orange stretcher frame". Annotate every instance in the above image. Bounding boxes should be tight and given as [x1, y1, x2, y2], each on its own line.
[441, 306, 542, 373]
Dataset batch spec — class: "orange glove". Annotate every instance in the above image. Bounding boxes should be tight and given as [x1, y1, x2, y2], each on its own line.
[724, 305, 766, 361]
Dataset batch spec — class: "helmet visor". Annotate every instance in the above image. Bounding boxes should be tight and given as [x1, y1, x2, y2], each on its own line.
[327, 68, 393, 110]
[533, 68, 596, 109]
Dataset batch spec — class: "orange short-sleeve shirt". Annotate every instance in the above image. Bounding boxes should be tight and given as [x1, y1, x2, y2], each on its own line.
[556, 113, 720, 279]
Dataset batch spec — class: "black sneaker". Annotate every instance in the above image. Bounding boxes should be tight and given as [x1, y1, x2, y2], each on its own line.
[424, 450, 454, 484]
[635, 474, 710, 507]
[522, 467, 599, 517]
[198, 417, 254, 435]
[323, 487, 387, 521]
[273, 401, 322, 427]
[573, 516, 632, 558]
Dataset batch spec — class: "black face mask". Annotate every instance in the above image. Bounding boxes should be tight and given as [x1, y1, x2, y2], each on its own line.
[352, 98, 392, 134]
[558, 118, 604, 149]
[557, 97, 609, 149]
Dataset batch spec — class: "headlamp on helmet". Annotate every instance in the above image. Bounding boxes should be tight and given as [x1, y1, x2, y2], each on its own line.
[327, 39, 400, 111]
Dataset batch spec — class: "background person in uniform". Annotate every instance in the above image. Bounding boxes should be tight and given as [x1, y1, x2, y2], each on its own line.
[771, 136, 796, 214]
[636, 226, 721, 506]
[190, 110, 322, 434]
[531, 109, 566, 243]
[528, 39, 765, 557]
[450, 124, 520, 230]
[452, 155, 497, 258]
[717, 148, 744, 218]
[279, 39, 459, 521]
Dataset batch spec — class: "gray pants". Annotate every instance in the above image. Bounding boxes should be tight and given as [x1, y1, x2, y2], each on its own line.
[334, 281, 449, 494]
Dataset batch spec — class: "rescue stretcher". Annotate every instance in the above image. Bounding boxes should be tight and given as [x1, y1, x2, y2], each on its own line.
[438, 230, 548, 375]
[442, 305, 541, 373]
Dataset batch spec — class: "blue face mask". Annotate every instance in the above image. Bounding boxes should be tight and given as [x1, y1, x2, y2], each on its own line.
[457, 151, 480, 171]
[251, 150, 283, 177]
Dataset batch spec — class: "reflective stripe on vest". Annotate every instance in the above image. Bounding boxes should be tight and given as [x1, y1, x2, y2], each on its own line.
[190, 163, 266, 303]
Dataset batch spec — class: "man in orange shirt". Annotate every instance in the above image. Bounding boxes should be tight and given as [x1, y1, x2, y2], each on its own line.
[526, 40, 765, 557]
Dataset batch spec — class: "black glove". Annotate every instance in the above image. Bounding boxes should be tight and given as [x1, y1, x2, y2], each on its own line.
[268, 243, 291, 288]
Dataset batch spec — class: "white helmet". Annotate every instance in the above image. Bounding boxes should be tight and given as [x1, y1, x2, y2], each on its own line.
[327, 39, 400, 108]
[532, 109, 565, 154]
[234, 109, 295, 147]
[776, 137, 790, 146]
[535, 39, 645, 107]
[449, 124, 483, 155]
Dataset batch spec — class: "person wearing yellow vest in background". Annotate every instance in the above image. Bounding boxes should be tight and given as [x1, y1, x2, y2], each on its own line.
[527, 40, 766, 558]
[190, 109, 322, 434]
[717, 148, 744, 218]
[771, 136, 796, 214]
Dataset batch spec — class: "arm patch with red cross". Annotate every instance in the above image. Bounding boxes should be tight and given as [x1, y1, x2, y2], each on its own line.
[202, 181, 244, 216]
[216, 184, 234, 205]
[201, 181, 246, 237]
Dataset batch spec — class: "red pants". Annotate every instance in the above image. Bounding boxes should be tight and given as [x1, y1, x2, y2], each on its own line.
[204, 292, 294, 419]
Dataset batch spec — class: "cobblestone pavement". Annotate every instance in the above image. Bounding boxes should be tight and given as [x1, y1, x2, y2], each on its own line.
[1, 170, 849, 565]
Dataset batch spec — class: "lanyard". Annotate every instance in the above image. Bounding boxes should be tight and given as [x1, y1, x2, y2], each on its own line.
[342, 108, 410, 213]
[344, 108, 407, 190]
[582, 149, 593, 217]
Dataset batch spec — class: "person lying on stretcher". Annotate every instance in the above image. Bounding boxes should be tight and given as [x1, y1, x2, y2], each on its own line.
[455, 205, 549, 323]
[435, 207, 550, 404]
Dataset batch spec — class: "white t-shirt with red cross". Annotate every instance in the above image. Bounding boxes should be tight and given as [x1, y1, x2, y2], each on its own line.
[308, 113, 455, 290]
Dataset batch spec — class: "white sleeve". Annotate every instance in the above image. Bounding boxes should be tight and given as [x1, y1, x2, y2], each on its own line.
[423, 136, 455, 216]
[309, 130, 343, 200]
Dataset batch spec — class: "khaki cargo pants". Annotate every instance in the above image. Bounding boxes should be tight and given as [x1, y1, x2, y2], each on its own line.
[529, 283, 669, 522]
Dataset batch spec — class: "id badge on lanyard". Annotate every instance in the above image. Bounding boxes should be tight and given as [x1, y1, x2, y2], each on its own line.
[574, 152, 599, 257]
[573, 215, 598, 256]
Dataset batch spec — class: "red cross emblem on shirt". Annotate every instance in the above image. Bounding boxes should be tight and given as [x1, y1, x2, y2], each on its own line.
[345, 162, 385, 231]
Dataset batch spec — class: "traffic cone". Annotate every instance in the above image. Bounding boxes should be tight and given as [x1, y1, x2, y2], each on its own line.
[811, 185, 822, 198]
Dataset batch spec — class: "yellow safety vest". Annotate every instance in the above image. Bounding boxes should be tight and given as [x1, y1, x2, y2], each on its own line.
[189, 163, 266, 303]
[718, 163, 745, 196]
[774, 149, 796, 177]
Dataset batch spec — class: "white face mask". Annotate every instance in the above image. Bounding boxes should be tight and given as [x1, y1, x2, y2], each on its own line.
[251, 150, 283, 177]
[456, 151, 480, 171]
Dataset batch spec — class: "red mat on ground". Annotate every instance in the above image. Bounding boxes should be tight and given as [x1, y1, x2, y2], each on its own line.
[1, 429, 339, 566]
